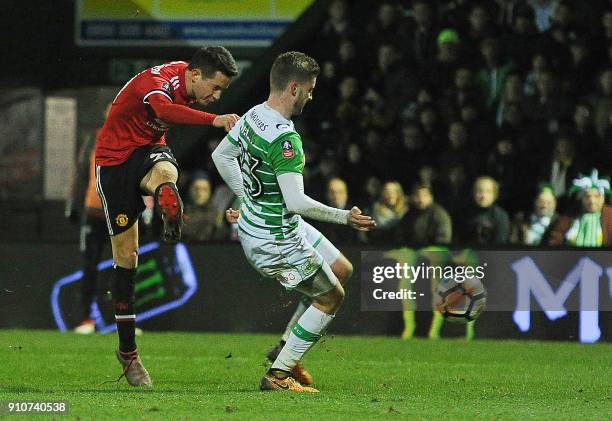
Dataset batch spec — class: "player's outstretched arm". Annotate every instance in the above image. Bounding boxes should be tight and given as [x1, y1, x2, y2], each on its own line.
[277, 173, 376, 231]
[212, 114, 240, 131]
[148, 94, 239, 131]
[211, 137, 245, 198]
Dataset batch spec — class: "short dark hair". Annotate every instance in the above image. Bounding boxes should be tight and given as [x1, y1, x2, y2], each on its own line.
[270, 51, 320, 92]
[411, 182, 432, 194]
[188, 46, 238, 78]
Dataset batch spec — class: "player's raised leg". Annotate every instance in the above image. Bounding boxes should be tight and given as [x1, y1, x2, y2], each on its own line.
[140, 160, 182, 243]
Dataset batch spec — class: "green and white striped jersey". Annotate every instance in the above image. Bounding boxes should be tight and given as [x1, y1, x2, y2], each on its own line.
[226, 102, 305, 240]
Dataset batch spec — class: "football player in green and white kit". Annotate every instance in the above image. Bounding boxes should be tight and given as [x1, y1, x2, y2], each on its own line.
[212, 51, 376, 393]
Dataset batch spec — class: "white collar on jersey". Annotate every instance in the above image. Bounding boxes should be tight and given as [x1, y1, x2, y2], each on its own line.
[263, 101, 292, 124]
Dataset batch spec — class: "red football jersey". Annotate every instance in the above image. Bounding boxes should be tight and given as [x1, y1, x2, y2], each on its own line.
[95, 61, 192, 166]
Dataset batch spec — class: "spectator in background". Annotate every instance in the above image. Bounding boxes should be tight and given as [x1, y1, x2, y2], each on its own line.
[503, 3, 539, 72]
[418, 106, 445, 155]
[438, 120, 475, 171]
[477, 37, 514, 111]
[512, 186, 557, 245]
[366, 1, 407, 48]
[396, 183, 452, 245]
[427, 28, 464, 91]
[317, 0, 354, 59]
[327, 177, 349, 210]
[542, 131, 584, 200]
[365, 43, 419, 122]
[595, 9, 612, 61]
[305, 61, 337, 138]
[334, 38, 362, 80]
[182, 171, 225, 242]
[440, 0, 472, 34]
[547, 1, 580, 39]
[395, 123, 427, 185]
[459, 100, 493, 151]
[465, 2, 499, 62]
[572, 102, 598, 164]
[495, 71, 525, 127]
[566, 35, 595, 97]
[402, 84, 435, 122]
[523, 51, 550, 97]
[363, 176, 383, 208]
[313, 177, 359, 244]
[536, 1, 574, 72]
[458, 176, 510, 245]
[368, 181, 408, 242]
[438, 163, 470, 218]
[407, 0, 439, 68]
[546, 170, 612, 246]
[497, 99, 546, 161]
[528, 69, 572, 133]
[528, 0, 559, 32]
[336, 76, 361, 137]
[594, 68, 612, 138]
[66, 122, 109, 334]
[439, 66, 481, 122]
[485, 132, 517, 212]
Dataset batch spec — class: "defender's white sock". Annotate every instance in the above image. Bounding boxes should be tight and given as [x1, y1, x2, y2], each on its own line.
[281, 297, 311, 342]
[272, 305, 334, 373]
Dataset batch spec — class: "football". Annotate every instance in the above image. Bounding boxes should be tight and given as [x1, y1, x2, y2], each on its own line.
[434, 276, 487, 323]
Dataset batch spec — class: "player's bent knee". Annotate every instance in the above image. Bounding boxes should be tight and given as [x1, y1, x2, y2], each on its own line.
[332, 256, 353, 285]
[313, 283, 344, 314]
[152, 163, 178, 183]
[335, 283, 345, 305]
[340, 260, 354, 284]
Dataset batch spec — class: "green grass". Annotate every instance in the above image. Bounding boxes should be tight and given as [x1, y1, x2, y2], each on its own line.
[1, 330, 610, 420]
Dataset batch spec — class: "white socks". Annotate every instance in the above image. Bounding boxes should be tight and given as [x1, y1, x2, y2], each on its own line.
[272, 305, 334, 372]
[281, 298, 310, 342]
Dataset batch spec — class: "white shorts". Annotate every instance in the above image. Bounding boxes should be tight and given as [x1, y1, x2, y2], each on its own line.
[299, 220, 341, 265]
[238, 220, 341, 295]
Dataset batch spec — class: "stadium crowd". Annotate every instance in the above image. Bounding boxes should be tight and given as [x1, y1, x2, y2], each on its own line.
[184, 0, 611, 247]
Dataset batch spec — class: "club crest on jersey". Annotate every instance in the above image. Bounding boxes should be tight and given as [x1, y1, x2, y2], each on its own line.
[162, 82, 170, 91]
[282, 140, 294, 158]
[115, 214, 129, 227]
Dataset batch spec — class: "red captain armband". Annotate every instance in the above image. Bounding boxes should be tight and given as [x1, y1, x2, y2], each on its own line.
[147, 94, 217, 125]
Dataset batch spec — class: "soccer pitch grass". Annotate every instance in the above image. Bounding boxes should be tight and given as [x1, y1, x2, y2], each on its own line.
[1, 330, 610, 420]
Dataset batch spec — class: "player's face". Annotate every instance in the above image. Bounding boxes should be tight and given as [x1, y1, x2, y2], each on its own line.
[191, 70, 231, 105]
[292, 77, 316, 115]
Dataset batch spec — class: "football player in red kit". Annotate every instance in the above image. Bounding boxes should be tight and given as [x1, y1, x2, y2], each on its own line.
[95, 46, 239, 386]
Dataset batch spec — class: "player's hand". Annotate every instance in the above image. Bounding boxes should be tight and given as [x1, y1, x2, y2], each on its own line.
[213, 114, 240, 132]
[225, 208, 240, 223]
[347, 206, 376, 231]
